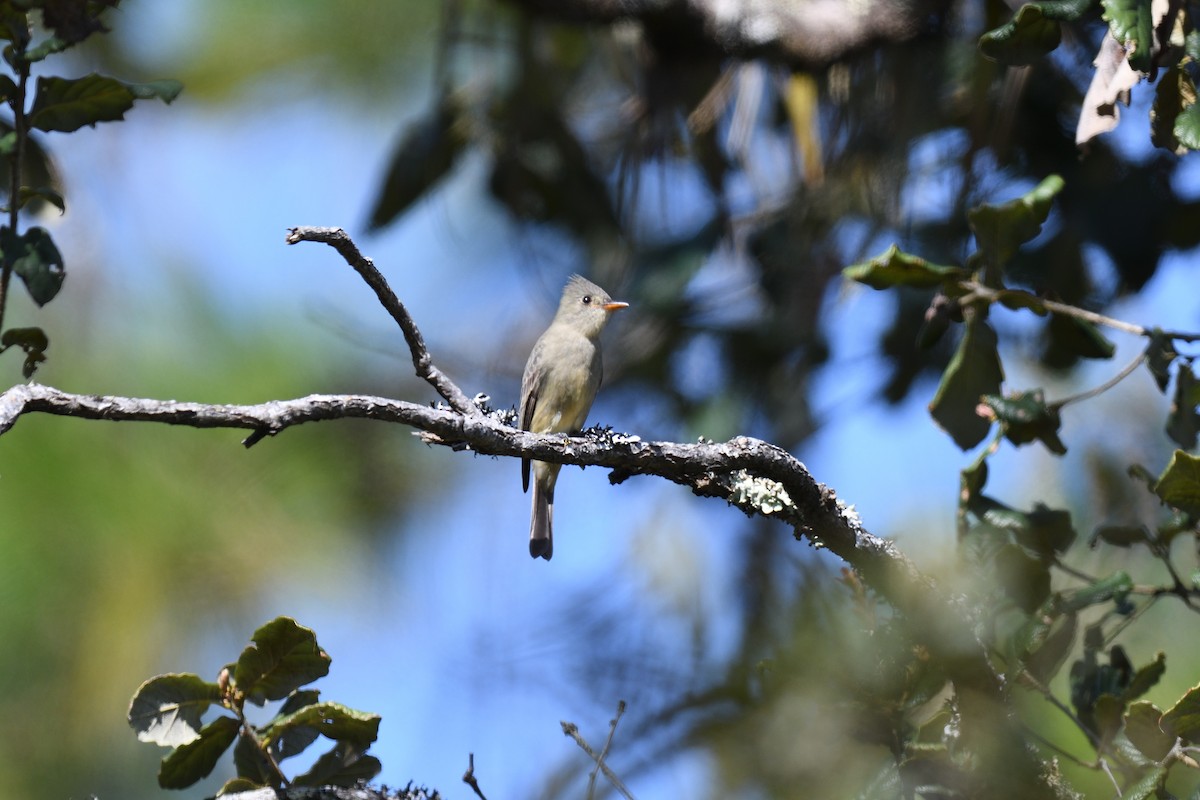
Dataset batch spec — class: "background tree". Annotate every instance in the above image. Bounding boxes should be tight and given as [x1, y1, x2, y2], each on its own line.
[2, 1, 1200, 798]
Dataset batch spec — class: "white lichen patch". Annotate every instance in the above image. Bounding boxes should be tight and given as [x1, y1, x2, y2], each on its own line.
[730, 470, 795, 515]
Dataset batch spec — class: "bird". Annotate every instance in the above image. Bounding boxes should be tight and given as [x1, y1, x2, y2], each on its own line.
[519, 274, 628, 560]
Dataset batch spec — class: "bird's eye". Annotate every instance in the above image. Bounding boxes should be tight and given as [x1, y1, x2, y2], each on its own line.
[582, 295, 592, 305]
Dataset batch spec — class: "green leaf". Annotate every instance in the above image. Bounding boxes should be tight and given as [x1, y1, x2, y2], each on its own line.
[1, 324, 49, 377]
[1020, 608, 1077, 684]
[1051, 315, 1116, 361]
[1167, 363, 1200, 449]
[233, 728, 277, 785]
[262, 701, 380, 750]
[1145, 330, 1178, 392]
[1090, 524, 1150, 548]
[842, 243, 968, 290]
[979, 4, 1062, 65]
[1125, 701, 1174, 761]
[158, 715, 240, 790]
[994, 288, 1048, 314]
[1124, 652, 1166, 701]
[968, 175, 1064, 271]
[292, 744, 382, 788]
[217, 777, 265, 796]
[1176, 103, 1200, 152]
[929, 317, 1004, 450]
[127, 673, 221, 747]
[1060, 571, 1133, 613]
[981, 389, 1067, 455]
[1101, 0, 1155, 74]
[234, 617, 330, 706]
[271, 689, 322, 761]
[14, 186, 64, 214]
[1151, 64, 1197, 153]
[1123, 765, 1169, 800]
[1154, 450, 1200, 517]
[995, 543, 1051, 612]
[367, 96, 466, 230]
[1162, 682, 1200, 739]
[3, 226, 64, 306]
[28, 73, 182, 133]
[1094, 693, 1126, 745]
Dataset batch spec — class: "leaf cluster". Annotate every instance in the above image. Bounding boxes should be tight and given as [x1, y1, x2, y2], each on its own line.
[846, 168, 1200, 793]
[127, 617, 385, 794]
[0, 0, 180, 377]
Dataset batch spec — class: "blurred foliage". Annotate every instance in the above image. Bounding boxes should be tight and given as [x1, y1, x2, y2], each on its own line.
[5, 1, 1200, 798]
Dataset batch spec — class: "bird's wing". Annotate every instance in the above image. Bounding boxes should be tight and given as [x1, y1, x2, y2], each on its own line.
[519, 363, 541, 494]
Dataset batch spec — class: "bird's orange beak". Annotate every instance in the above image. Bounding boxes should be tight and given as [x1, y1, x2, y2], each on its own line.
[602, 301, 629, 312]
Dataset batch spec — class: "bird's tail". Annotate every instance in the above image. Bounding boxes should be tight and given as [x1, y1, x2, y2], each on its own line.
[529, 479, 554, 560]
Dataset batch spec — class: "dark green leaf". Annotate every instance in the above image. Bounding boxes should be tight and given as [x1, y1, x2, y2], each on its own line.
[1060, 571, 1133, 613]
[995, 543, 1051, 612]
[968, 175, 1064, 270]
[1052, 316, 1116, 361]
[1094, 693, 1126, 745]
[1124, 652, 1166, 701]
[1019, 503, 1076, 555]
[1125, 701, 1173, 761]
[127, 672, 220, 747]
[1146, 330, 1178, 392]
[14, 186, 64, 213]
[981, 389, 1067, 455]
[1101, 0, 1155, 74]
[3, 225, 64, 306]
[234, 617, 330, 706]
[842, 243, 968, 290]
[1167, 363, 1200, 449]
[366, 96, 465, 230]
[271, 689, 322, 761]
[218, 777, 265, 796]
[233, 729, 277, 785]
[1122, 765, 1169, 800]
[29, 73, 181, 133]
[1179, 103, 1200, 151]
[994, 288, 1048, 314]
[1161, 682, 1200, 739]
[1090, 524, 1150, 548]
[1154, 450, 1200, 517]
[158, 715, 239, 790]
[1020, 609, 1077, 684]
[929, 317, 1004, 449]
[979, 4, 1062, 65]
[1151, 64, 1197, 153]
[292, 744, 381, 788]
[1, 324, 49, 377]
[960, 459, 988, 507]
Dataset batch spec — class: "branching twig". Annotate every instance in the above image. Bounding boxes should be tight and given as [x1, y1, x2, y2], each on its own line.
[285, 226, 479, 417]
[462, 752, 487, 800]
[587, 700, 626, 799]
[561, 720, 636, 800]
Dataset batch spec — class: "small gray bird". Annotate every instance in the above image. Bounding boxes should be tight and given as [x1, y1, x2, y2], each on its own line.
[520, 275, 628, 560]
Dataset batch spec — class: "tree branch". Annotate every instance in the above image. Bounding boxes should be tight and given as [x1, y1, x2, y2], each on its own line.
[285, 226, 480, 417]
[0, 225, 1067, 798]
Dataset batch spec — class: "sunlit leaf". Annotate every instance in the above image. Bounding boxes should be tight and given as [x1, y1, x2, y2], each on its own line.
[1161, 682, 1200, 739]
[1154, 450, 1200, 516]
[1125, 701, 1173, 761]
[968, 175, 1064, 270]
[1101, 0, 1155, 74]
[842, 244, 968, 290]
[1151, 64, 1197, 154]
[127, 673, 220, 747]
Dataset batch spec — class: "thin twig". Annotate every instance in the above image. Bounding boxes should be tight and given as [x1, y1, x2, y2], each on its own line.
[561, 720, 637, 800]
[462, 752, 488, 800]
[285, 226, 480, 417]
[587, 701, 627, 799]
[1053, 351, 1146, 409]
